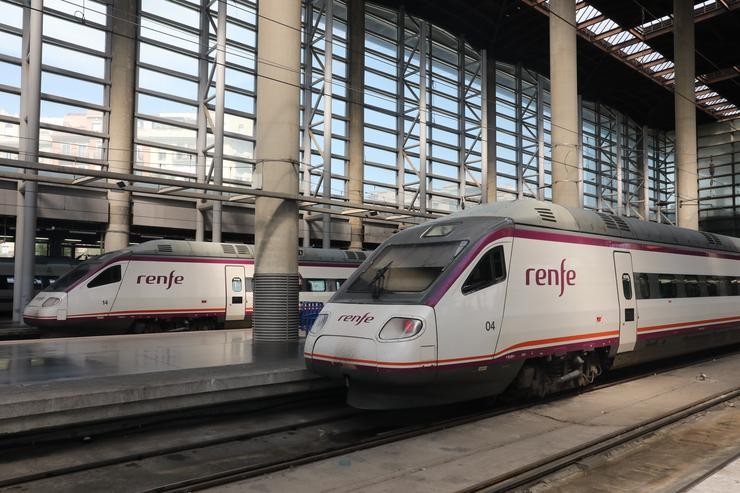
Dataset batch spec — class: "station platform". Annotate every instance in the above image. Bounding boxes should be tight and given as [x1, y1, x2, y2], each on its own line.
[0, 329, 335, 435]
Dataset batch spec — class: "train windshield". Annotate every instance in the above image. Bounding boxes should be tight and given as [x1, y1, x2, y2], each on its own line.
[340, 240, 468, 303]
[43, 253, 117, 292]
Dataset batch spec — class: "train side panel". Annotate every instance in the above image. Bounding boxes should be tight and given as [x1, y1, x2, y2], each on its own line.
[498, 235, 620, 360]
[107, 259, 230, 321]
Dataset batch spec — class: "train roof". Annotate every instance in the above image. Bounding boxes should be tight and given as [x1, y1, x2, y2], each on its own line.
[441, 198, 740, 254]
[123, 240, 368, 263]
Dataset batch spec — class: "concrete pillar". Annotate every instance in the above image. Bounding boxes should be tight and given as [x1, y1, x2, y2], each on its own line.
[253, 0, 301, 342]
[482, 52, 496, 203]
[104, 0, 137, 251]
[347, 0, 364, 249]
[673, 0, 698, 230]
[12, 0, 42, 323]
[549, 0, 581, 208]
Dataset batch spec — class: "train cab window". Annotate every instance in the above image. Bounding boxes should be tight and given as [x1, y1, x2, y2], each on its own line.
[684, 275, 700, 297]
[305, 279, 327, 292]
[87, 265, 121, 288]
[621, 273, 633, 300]
[636, 273, 650, 299]
[231, 277, 242, 292]
[657, 274, 676, 298]
[462, 246, 506, 295]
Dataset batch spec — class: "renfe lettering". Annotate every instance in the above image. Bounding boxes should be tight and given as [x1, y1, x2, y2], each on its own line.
[337, 313, 375, 326]
[525, 259, 576, 297]
[136, 270, 184, 290]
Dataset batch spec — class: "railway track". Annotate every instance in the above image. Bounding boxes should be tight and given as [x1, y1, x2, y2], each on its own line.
[2, 346, 738, 492]
[455, 388, 740, 493]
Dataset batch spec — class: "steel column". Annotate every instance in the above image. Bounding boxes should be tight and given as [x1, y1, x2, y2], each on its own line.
[417, 20, 428, 213]
[321, 0, 333, 248]
[641, 125, 650, 220]
[12, 0, 42, 323]
[536, 74, 545, 201]
[195, 0, 210, 242]
[482, 52, 496, 203]
[616, 112, 623, 215]
[347, 0, 365, 249]
[211, 0, 227, 242]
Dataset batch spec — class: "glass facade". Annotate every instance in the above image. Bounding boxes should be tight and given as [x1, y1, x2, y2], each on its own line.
[1, 0, 734, 249]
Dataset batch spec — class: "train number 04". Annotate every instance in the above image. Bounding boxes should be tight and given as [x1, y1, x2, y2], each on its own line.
[485, 321, 495, 331]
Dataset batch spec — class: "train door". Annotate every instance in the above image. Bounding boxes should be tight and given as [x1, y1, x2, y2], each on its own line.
[225, 265, 246, 321]
[435, 241, 511, 365]
[72, 263, 125, 317]
[613, 251, 637, 353]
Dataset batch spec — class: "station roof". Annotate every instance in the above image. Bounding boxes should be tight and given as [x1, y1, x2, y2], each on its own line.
[376, 0, 739, 130]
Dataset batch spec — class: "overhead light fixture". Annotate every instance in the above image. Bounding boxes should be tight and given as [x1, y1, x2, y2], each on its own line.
[116, 181, 126, 189]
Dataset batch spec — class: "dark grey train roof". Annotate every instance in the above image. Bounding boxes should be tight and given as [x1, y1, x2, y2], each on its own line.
[123, 240, 367, 263]
[436, 198, 740, 254]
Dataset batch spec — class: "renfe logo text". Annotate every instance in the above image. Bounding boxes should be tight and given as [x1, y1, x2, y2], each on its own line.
[137, 270, 184, 290]
[525, 259, 576, 297]
[338, 313, 375, 325]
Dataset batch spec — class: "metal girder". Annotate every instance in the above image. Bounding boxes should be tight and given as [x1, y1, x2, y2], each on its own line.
[301, 0, 335, 247]
[520, 0, 740, 122]
[0, 157, 440, 223]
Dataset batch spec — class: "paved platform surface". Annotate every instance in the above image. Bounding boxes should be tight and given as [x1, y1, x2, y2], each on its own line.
[210, 353, 740, 493]
[0, 330, 332, 434]
[689, 457, 740, 492]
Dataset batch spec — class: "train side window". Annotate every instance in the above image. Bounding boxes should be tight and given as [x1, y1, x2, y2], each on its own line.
[704, 276, 719, 297]
[462, 246, 506, 295]
[636, 273, 650, 299]
[621, 273, 633, 300]
[729, 277, 739, 296]
[245, 277, 253, 292]
[684, 275, 700, 297]
[306, 279, 326, 292]
[231, 277, 242, 292]
[657, 274, 676, 298]
[87, 265, 121, 288]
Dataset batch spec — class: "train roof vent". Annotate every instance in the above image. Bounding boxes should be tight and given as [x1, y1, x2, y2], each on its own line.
[157, 244, 173, 253]
[221, 244, 236, 254]
[597, 212, 631, 233]
[700, 232, 722, 246]
[235, 244, 250, 255]
[534, 207, 557, 223]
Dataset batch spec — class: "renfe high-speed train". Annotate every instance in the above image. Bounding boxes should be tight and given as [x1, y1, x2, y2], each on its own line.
[304, 199, 740, 408]
[23, 240, 366, 334]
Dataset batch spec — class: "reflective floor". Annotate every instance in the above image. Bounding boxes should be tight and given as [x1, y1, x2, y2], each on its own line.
[0, 330, 305, 386]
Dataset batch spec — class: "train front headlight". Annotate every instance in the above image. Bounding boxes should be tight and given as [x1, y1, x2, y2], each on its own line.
[42, 297, 60, 308]
[379, 317, 423, 340]
[309, 313, 328, 334]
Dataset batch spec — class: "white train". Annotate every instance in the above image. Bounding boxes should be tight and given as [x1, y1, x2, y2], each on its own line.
[0, 257, 78, 313]
[304, 199, 740, 408]
[23, 240, 366, 334]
